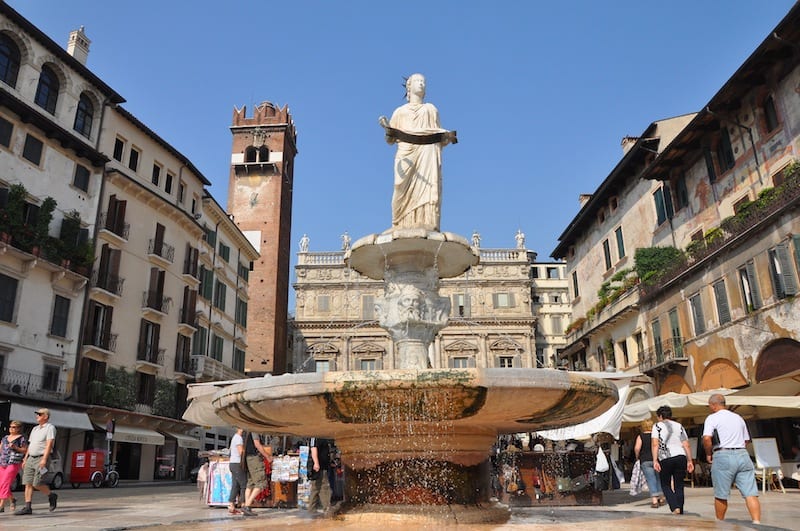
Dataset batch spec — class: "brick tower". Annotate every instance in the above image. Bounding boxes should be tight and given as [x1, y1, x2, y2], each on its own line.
[227, 102, 297, 375]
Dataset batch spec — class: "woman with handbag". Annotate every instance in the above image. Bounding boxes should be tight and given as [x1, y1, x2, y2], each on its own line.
[634, 418, 665, 508]
[0, 420, 27, 512]
[652, 406, 694, 515]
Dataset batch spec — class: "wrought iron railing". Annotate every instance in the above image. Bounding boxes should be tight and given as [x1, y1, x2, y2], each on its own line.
[83, 330, 118, 352]
[142, 291, 171, 314]
[148, 239, 175, 262]
[98, 212, 130, 240]
[91, 270, 125, 296]
[136, 344, 165, 366]
[638, 337, 686, 373]
[0, 367, 68, 398]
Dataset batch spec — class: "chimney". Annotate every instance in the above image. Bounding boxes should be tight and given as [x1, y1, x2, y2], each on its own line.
[621, 136, 638, 154]
[579, 194, 592, 207]
[67, 26, 90, 65]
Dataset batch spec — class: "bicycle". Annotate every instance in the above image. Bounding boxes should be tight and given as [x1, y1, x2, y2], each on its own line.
[91, 461, 120, 488]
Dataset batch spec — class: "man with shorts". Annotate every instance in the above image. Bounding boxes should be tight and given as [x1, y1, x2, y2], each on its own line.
[15, 408, 57, 515]
[243, 432, 272, 514]
[703, 393, 760, 524]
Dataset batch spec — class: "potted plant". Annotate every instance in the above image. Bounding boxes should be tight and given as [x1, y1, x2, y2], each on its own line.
[31, 196, 56, 257]
[3, 183, 27, 248]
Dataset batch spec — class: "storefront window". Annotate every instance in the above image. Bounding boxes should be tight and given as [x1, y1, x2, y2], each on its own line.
[155, 441, 176, 480]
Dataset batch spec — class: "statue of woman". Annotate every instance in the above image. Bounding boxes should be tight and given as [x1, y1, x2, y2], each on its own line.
[379, 73, 456, 232]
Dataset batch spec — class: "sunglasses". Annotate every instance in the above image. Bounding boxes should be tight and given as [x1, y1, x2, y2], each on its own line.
[35, 412, 45, 416]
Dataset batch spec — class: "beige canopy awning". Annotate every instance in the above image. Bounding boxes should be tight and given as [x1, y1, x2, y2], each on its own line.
[10, 403, 93, 431]
[163, 431, 201, 449]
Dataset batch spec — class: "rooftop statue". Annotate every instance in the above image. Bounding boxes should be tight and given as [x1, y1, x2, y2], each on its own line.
[379, 73, 457, 232]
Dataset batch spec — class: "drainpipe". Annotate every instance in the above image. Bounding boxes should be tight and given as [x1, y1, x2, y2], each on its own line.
[706, 107, 763, 184]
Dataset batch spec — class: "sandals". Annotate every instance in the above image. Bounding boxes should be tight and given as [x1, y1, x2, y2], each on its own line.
[228, 508, 242, 515]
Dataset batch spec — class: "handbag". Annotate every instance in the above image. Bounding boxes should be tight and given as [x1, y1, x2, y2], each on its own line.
[629, 460, 647, 496]
[595, 447, 609, 473]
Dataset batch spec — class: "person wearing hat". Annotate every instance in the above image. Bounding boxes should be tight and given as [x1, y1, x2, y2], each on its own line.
[651, 405, 693, 515]
[15, 408, 57, 515]
[0, 420, 28, 512]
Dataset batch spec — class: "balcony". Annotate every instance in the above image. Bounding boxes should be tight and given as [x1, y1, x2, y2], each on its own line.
[191, 354, 245, 382]
[0, 367, 68, 400]
[142, 290, 171, 317]
[638, 337, 687, 374]
[147, 239, 175, 265]
[136, 345, 165, 374]
[178, 306, 198, 334]
[98, 212, 130, 242]
[174, 353, 193, 378]
[82, 331, 118, 359]
[182, 258, 200, 282]
[90, 270, 125, 302]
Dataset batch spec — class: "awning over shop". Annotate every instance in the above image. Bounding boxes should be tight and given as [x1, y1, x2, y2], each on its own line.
[95, 423, 165, 445]
[9, 403, 93, 431]
[163, 431, 201, 449]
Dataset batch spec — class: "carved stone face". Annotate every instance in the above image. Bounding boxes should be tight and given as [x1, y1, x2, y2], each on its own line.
[406, 74, 426, 101]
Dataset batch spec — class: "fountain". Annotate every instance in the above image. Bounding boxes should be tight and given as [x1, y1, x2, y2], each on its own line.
[184, 74, 618, 524]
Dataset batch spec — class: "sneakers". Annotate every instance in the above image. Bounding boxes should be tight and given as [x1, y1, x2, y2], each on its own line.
[14, 506, 32, 515]
[242, 507, 257, 516]
[49, 493, 58, 512]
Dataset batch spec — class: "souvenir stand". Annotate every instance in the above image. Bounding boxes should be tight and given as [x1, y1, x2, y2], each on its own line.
[268, 452, 300, 507]
[204, 450, 232, 507]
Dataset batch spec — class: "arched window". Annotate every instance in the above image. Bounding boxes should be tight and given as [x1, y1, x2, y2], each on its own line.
[258, 146, 269, 162]
[35, 65, 59, 114]
[245, 146, 257, 163]
[0, 33, 21, 88]
[73, 93, 94, 138]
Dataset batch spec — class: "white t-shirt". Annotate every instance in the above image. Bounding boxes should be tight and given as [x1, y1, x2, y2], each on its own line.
[652, 419, 688, 460]
[229, 432, 243, 464]
[28, 422, 56, 456]
[703, 408, 750, 449]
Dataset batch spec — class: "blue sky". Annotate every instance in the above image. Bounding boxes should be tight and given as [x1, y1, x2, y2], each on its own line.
[8, 1, 796, 261]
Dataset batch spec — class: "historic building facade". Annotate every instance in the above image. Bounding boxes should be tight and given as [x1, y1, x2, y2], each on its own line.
[554, 5, 800, 416]
[227, 103, 297, 376]
[291, 235, 568, 372]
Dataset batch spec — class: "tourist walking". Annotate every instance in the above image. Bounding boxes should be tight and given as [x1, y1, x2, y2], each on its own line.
[15, 408, 57, 515]
[652, 405, 693, 515]
[633, 418, 664, 508]
[243, 432, 272, 514]
[0, 420, 27, 512]
[307, 437, 333, 513]
[227, 427, 249, 516]
[702, 393, 760, 524]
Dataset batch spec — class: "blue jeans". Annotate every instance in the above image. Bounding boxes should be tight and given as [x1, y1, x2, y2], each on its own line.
[640, 460, 662, 496]
[711, 448, 758, 499]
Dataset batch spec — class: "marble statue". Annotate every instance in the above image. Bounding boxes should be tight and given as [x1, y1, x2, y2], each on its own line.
[341, 231, 351, 251]
[379, 73, 456, 232]
[472, 230, 481, 248]
[515, 229, 525, 250]
[299, 233, 310, 253]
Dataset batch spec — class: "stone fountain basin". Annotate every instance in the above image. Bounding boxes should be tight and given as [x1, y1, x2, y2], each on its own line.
[209, 368, 618, 468]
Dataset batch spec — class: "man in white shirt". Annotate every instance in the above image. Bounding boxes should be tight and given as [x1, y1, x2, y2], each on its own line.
[14, 408, 57, 515]
[702, 393, 760, 524]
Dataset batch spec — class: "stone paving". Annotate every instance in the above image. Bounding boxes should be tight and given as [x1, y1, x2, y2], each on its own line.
[0, 482, 795, 530]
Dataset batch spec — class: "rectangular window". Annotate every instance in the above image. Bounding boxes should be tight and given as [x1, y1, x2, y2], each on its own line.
[615, 226, 625, 259]
[50, 295, 71, 337]
[674, 175, 689, 211]
[602, 239, 612, 270]
[572, 271, 579, 298]
[547, 267, 559, 279]
[315, 360, 330, 373]
[551, 314, 563, 334]
[22, 134, 43, 165]
[769, 244, 799, 299]
[213, 280, 227, 311]
[317, 295, 330, 312]
[151, 163, 161, 186]
[738, 262, 762, 312]
[362, 294, 374, 320]
[668, 307, 683, 356]
[73, 164, 90, 192]
[360, 359, 377, 371]
[536, 348, 545, 368]
[233, 348, 246, 372]
[689, 292, 705, 335]
[165, 173, 174, 194]
[218, 242, 230, 262]
[493, 292, 515, 308]
[42, 364, 60, 392]
[763, 95, 779, 133]
[178, 181, 186, 204]
[237, 262, 249, 281]
[717, 127, 735, 171]
[451, 357, 469, 369]
[235, 297, 247, 327]
[113, 137, 124, 162]
[498, 356, 514, 368]
[704, 149, 717, 183]
[530, 266, 539, 279]
[651, 318, 663, 360]
[618, 340, 629, 368]
[198, 266, 214, 300]
[192, 326, 207, 356]
[211, 334, 224, 361]
[653, 186, 674, 225]
[128, 147, 140, 172]
[713, 279, 731, 325]
[452, 293, 470, 317]
[0, 115, 12, 147]
[0, 273, 19, 322]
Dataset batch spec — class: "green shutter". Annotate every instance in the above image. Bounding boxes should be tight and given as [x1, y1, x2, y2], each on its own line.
[713, 281, 731, 325]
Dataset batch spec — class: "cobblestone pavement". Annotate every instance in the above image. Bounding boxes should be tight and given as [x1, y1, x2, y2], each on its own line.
[0, 482, 795, 530]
